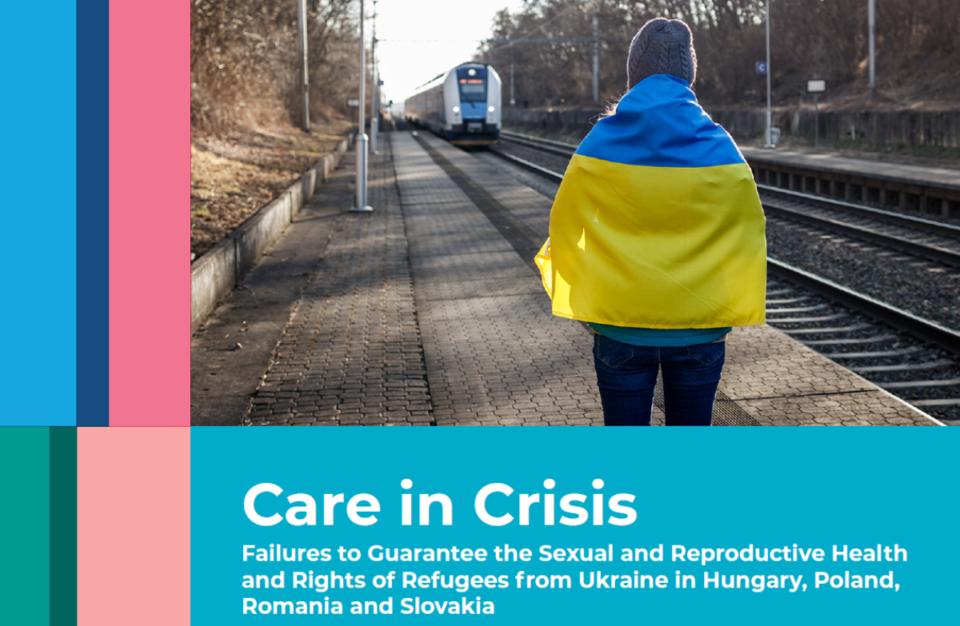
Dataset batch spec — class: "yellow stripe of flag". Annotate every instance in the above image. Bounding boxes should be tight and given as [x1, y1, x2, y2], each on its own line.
[537, 154, 766, 328]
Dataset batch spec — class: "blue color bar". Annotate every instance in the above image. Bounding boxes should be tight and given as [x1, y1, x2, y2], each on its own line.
[0, 2, 77, 425]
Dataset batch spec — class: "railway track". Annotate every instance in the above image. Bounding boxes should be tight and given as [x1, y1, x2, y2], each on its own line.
[759, 186, 960, 268]
[488, 130, 960, 424]
[765, 262, 958, 425]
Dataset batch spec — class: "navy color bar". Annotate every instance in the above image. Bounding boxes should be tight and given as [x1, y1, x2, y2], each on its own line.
[77, 0, 109, 426]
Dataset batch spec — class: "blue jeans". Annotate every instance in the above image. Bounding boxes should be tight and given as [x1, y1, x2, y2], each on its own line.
[592, 334, 725, 426]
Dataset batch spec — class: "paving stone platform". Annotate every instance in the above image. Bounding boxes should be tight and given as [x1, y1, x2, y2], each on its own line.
[191, 131, 940, 426]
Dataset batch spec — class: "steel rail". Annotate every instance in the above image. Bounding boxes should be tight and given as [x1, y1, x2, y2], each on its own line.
[767, 258, 960, 358]
[491, 148, 564, 182]
[499, 134, 577, 158]
[764, 202, 960, 267]
[500, 129, 578, 152]
[757, 184, 960, 241]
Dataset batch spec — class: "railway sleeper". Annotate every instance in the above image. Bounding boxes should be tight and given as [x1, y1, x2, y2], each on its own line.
[779, 323, 873, 335]
[765, 304, 830, 314]
[850, 359, 955, 373]
[766, 297, 812, 305]
[910, 398, 960, 407]
[826, 346, 924, 359]
[802, 334, 898, 346]
[881, 378, 960, 390]
[767, 313, 850, 324]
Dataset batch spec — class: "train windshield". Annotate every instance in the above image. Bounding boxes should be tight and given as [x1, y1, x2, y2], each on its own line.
[458, 79, 486, 102]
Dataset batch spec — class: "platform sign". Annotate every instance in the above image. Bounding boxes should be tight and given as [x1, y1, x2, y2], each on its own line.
[807, 79, 826, 93]
[756, 61, 767, 75]
[346, 98, 360, 108]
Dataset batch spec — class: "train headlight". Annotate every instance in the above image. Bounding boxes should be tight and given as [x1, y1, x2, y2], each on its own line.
[488, 105, 495, 112]
[452, 105, 460, 114]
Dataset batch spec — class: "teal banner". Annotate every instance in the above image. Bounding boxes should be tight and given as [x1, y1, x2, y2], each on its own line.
[192, 429, 957, 623]
[0, 429, 51, 626]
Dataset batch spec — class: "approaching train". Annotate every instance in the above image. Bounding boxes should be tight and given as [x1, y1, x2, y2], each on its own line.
[404, 63, 502, 146]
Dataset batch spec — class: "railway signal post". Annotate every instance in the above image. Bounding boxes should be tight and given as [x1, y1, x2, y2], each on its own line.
[868, 0, 876, 97]
[592, 6, 599, 104]
[351, 0, 373, 213]
[807, 79, 825, 147]
[371, 0, 379, 155]
[764, 0, 772, 148]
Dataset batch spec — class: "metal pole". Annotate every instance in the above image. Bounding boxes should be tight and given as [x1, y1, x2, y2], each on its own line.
[351, 0, 372, 212]
[868, 0, 875, 97]
[509, 41, 515, 106]
[297, 0, 309, 132]
[370, 0, 378, 155]
[814, 93, 819, 148]
[592, 6, 599, 104]
[765, 0, 772, 147]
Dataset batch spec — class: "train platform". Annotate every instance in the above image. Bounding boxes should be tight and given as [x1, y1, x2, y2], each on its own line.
[740, 146, 960, 215]
[191, 130, 940, 426]
[741, 147, 960, 189]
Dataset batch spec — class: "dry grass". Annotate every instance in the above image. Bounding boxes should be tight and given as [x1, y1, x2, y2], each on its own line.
[191, 117, 352, 259]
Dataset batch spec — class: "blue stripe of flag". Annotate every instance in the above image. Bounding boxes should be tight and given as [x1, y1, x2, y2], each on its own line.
[576, 75, 745, 169]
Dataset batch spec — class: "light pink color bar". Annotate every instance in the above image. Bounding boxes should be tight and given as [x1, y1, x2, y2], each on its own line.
[78, 428, 191, 625]
[109, 0, 190, 426]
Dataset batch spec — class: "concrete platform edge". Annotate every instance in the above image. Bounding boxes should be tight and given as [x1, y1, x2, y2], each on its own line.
[741, 147, 960, 197]
[859, 373, 945, 426]
[190, 133, 356, 334]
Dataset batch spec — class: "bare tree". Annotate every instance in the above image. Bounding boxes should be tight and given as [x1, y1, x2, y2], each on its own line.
[476, 0, 960, 109]
[192, 0, 362, 133]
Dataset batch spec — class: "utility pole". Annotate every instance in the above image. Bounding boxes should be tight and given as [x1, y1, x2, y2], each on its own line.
[764, 0, 772, 147]
[814, 77, 820, 148]
[868, 0, 875, 97]
[351, 0, 373, 212]
[509, 42, 515, 106]
[592, 5, 599, 104]
[297, 0, 309, 131]
[370, 0, 378, 155]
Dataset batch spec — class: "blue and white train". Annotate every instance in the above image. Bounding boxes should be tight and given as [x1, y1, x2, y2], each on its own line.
[404, 63, 502, 146]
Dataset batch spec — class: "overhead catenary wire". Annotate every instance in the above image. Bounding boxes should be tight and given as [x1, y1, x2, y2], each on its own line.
[378, 38, 486, 43]
[483, 2, 582, 55]
[480, 3, 600, 104]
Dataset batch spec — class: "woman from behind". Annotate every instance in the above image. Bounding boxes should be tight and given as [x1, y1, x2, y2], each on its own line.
[536, 18, 767, 426]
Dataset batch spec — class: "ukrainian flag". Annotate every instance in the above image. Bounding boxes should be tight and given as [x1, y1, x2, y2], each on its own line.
[536, 74, 766, 329]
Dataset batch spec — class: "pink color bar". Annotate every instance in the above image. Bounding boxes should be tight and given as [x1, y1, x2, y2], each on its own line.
[78, 428, 191, 624]
[109, 0, 190, 426]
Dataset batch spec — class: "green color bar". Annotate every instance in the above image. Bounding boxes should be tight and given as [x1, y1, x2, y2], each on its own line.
[50, 427, 77, 625]
[0, 428, 51, 625]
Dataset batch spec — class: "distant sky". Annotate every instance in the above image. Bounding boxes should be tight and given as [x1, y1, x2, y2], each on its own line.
[372, 0, 525, 105]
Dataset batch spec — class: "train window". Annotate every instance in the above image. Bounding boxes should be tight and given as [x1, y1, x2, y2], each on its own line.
[459, 83, 486, 102]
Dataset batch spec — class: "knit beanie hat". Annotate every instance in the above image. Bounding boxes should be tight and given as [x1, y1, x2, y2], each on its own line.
[626, 18, 697, 90]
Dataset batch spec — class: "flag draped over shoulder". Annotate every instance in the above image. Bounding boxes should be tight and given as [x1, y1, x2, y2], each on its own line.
[536, 74, 766, 329]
